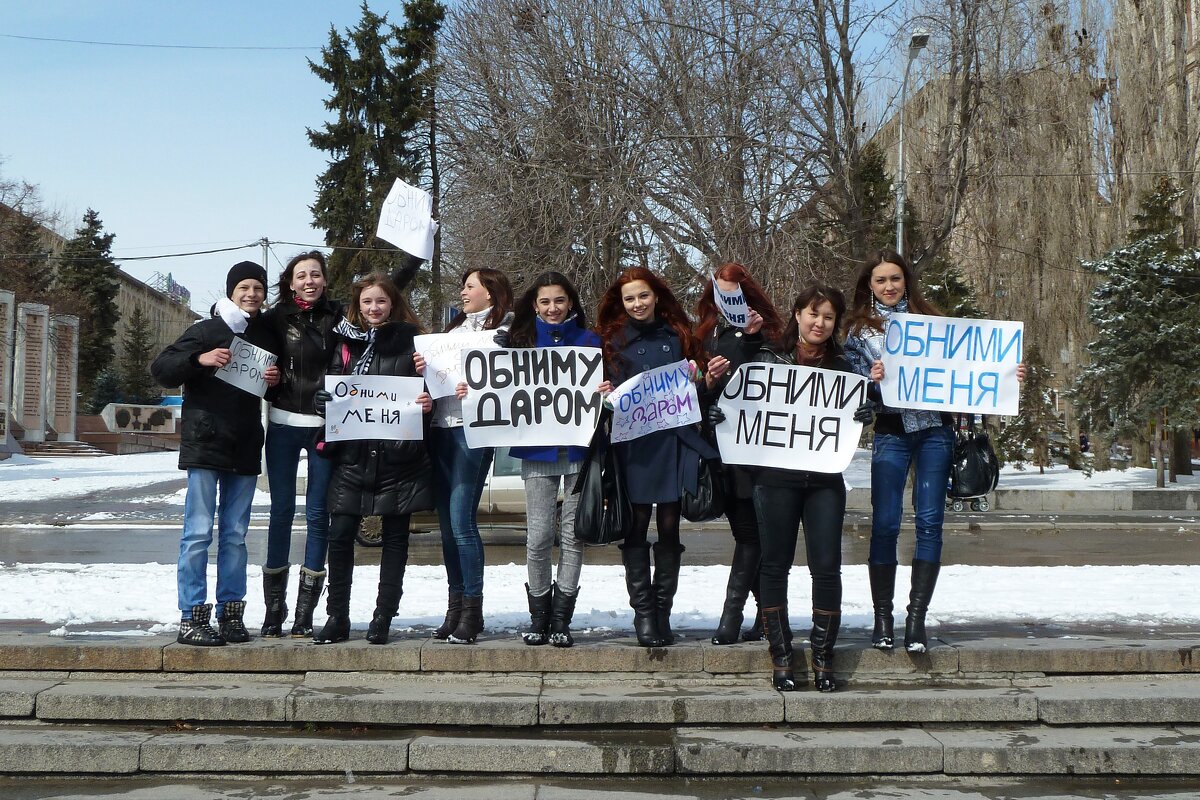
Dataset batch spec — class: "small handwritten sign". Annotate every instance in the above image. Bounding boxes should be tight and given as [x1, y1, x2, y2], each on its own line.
[214, 336, 276, 398]
[714, 281, 749, 328]
[414, 329, 498, 399]
[376, 178, 438, 259]
[324, 375, 425, 441]
[609, 359, 700, 443]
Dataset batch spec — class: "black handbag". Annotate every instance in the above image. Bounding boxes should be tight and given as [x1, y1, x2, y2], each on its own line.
[681, 456, 726, 522]
[949, 415, 1000, 499]
[572, 411, 632, 545]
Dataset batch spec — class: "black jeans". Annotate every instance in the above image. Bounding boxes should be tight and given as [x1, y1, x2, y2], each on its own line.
[752, 483, 845, 611]
[327, 513, 412, 615]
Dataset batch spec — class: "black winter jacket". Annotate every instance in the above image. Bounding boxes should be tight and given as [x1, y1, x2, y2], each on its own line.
[323, 322, 434, 517]
[260, 296, 343, 416]
[151, 314, 282, 475]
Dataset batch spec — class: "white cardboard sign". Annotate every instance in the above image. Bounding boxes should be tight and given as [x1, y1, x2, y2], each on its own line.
[324, 375, 425, 442]
[714, 363, 868, 473]
[879, 313, 1023, 416]
[609, 359, 701, 443]
[714, 281, 750, 327]
[414, 329, 498, 399]
[460, 347, 605, 448]
[376, 178, 438, 259]
[214, 336, 276, 398]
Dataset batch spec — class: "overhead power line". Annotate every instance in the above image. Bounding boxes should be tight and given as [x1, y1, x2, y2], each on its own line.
[1, 33, 317, 51]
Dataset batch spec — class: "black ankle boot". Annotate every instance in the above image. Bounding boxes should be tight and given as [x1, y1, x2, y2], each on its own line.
[366, 610, 393, 645]
[549, 583, 578, 648]
[868, 563, 896, 650]
[290, 567, 325, 638]
[810, 608, 841, 692]
[712, 540, 759, 645]
[621, 544, 664, 647]
[652, 543, 684, 646]
[177, 603, 225, 647]
[314, 614, 350, 644]
[521, 584, 552, 646]
[218, 600, 250, 644]
[905, 559, 941, 652]
[260, 565, 290, 637]
[761, 606, 803, 691]
[448, 595, 483, 644]
[433, 590, 463, 639]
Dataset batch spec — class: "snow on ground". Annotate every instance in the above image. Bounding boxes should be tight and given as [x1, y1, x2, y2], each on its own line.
[2, 561, 1198, 634]
[4, 450, 1200, 635]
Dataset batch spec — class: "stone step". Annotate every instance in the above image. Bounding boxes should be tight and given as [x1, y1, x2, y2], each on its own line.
[1, 721, 1198, 777]
[6, 674, 1200, 727]
[2, 632, 1198, 678]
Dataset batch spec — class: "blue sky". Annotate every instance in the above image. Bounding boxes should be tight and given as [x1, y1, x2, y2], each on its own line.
[1, 2, 381, 311]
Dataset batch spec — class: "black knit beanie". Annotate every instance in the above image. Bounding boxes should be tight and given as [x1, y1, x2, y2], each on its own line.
[226, 261, 268, 298]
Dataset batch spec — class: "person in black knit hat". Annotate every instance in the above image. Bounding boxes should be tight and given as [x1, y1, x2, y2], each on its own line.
[152, 261, 281, 646]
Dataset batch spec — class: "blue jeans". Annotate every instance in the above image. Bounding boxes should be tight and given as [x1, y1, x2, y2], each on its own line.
[431, 426, 492, 598]
[178, 468, 257, 617]
[869, 425, 954, 565]
[264, 422, 332, 571]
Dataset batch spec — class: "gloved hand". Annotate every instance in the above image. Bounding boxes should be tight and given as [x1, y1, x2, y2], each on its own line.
[705, 404, 726, 428]
[313, 389, 333, 416]
[493, 329, 511, 347]
[853, 401, 875, 425]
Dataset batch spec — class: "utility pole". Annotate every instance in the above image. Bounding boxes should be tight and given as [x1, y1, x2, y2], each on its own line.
[896, 31, 929, 259]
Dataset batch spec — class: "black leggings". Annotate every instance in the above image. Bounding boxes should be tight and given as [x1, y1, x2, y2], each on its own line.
[626, 502, 682, 550]
[725, 495, 758, 546]
[327, 513, 411, 615]
[752, 483, 844, 611]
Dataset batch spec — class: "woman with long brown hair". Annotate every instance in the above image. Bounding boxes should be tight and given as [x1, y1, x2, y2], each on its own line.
[311, 273, 433, 644]
[595, 267, 729, 647]
[694, 263, 784, 645]
[415, 268, 514, 644]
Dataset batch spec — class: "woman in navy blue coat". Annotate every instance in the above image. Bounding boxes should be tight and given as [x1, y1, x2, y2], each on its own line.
[595, 267, 730, 647]
[506, 271, 602, 648]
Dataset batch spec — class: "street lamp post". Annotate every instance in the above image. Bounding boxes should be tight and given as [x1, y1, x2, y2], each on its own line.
[896, 31, 929, 258]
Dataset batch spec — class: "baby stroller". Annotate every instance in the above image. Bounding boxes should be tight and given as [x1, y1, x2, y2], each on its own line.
[945, 414, 999, 512]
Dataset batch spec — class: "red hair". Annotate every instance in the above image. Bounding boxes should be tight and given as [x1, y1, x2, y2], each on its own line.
[596, 267, 703, 375]
[694, 262, 785, 349]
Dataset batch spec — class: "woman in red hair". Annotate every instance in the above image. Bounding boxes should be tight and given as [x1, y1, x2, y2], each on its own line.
[595, 268, 730, 647]
[694, 263, 784, 645]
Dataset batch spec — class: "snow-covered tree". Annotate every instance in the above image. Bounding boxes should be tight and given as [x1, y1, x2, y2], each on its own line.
[995, 345, 1064, 474]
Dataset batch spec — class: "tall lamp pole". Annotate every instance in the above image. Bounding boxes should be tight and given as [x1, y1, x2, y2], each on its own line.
[896, 31, 929, 258]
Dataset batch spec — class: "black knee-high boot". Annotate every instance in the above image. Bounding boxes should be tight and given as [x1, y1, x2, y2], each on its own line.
[810, 608, 841, 692]
[761, 605, 802, 691]
[712, 540, 759, 645]
[652, 543, 684, 646]
[315, 518, 354, 644]
[904, 559, 941, 653]
[260, 565, 290, 637]
[868, 563, 897, 650]
[621, 543, 663, 647]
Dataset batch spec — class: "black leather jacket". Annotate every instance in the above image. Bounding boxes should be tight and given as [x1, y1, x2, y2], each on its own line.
[261, 296, 343, 416]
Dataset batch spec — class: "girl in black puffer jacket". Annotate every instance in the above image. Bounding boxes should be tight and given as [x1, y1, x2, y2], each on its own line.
[312, 273, 434, 645]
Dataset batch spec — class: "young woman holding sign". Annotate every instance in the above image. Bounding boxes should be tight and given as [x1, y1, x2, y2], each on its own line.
[151, 262, 281, 646]
[708, 286, 872, 691]
[311, 273, 434, 644]
[259, 251, 423, 639]
[506, 271, 601, 648]
[414, 269, 514, 644]
[596, 267, 729, 647]
[694, 263, 784, 645]
[844, 250, 956, 654]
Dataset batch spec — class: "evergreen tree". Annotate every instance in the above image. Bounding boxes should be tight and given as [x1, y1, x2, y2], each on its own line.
[119, 305, 158, 404]
[1072, 180, 1200, 483]
[87, 367, 123, 414]
[307, 2, 426, 299]
[55, 209, 120, 398]
[994, 345, 1064, 474]
[919, 256, 986, 319]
